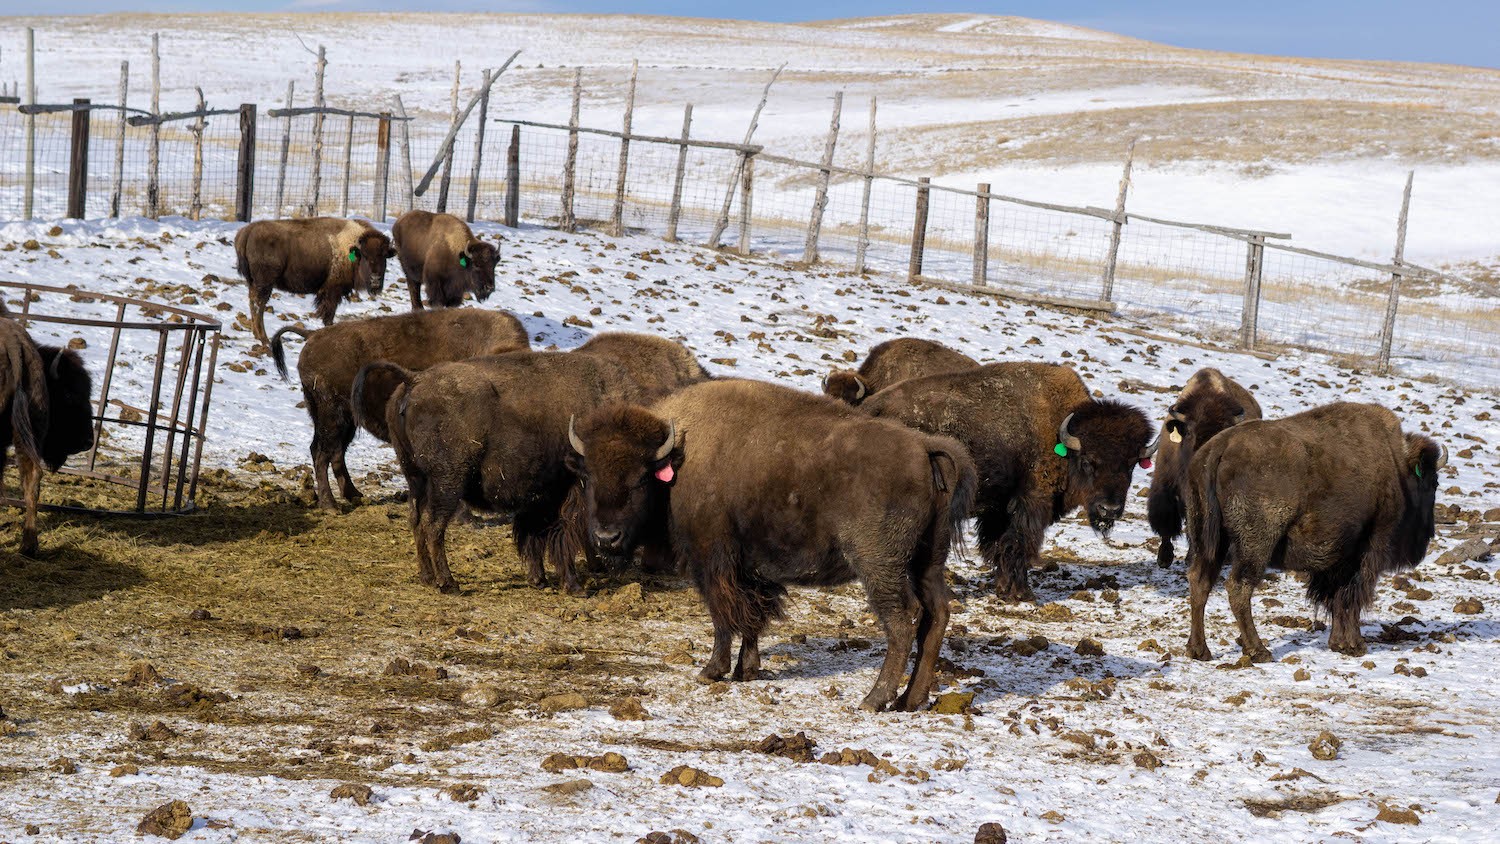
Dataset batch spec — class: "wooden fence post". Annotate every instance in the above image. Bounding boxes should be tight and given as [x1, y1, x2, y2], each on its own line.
[738, 153, 755, 256]
[23, 27, 34, 220]
[66, 98, 90, 219]
[1239, 235, 1265, 349]
[308, 45, 326, 215]
[1377, 171, 1414, 373]
[466, 68, 491, 223]
[1099, 138, 1136, 302]
[373, 111, 391, 221]
[189, 87, 206, 220]
[274, 81, 293, 217]
[110, 61, 128, 218]
[147, 33, 160, 219]
[339, 113, 353, 218]
[504, 124, 520, 227]
[973, 182, 990, 286]
[560, 68, 581, 232]
[611, 60, 638, 237]
[235, 103, 256, 222]
[709, 64, 783, 248]
[908, 177, 930, 282]
[665, 103, 693, 243]
[437, 60, 459, 213]
[393, 95, 414, 214]
[854, 96, 877, 274]
[802, 90, 843, 264]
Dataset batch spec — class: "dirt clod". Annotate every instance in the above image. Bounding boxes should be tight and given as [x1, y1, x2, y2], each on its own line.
[932, 691, 976, 715]
[661, 765, 723, 788]
[609, 696, 652, 721]
[330, 783, 373, 806]
[129, 720, 178, 742]
[1308, 730, 1342, 761]
[539, 692, 588, 712]
[137, 800, 193, 840]
[974, 822, 1008, 844]
[638, 831, 701, 844]
[1074, 637, 1105, 657]
[460, 685, 502, 708]
[756, 731, 817, 763]
[1040, 810, 1066, 824]
[410, 830, 462, 844]
[1037, 603, 1074, 622]
[1454, 597, 1484, 614]
[111, 763, 140, 777]
[50, 757, 77, 774]
[1133, 750, 1162, 770]
[1374, 802, 1420, 825]
[541, 779, 594, 796]
[442, 784, 486, 802]
[123, 661, 163, 687]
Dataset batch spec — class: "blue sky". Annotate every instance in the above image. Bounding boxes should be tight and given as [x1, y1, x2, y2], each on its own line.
[8, 1, 1496, 70]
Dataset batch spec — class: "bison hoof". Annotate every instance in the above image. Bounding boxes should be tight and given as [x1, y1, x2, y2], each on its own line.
[19, 540, 38, 558]
[994, 585, 1036, 604]
[857, 693, 892, 713]
[1156, 544, 1175, 569]
[1246, 647, 1272, 664]
[562, 581, 587, 598]
[1332, 641, 1367, 657]
[695, 668, 726, 685]
[1187, 642, 1212, 661]
[436, 580, 461, 595]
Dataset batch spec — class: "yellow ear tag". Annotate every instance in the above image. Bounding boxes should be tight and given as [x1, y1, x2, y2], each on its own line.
[1168, 430, 1183, 444]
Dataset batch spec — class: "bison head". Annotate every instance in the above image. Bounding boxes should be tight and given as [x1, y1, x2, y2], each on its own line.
[566, 404, 680, 559]
[349, 229, 394, 295]
[36, 346, 94, 471]
[1056, 399, 1156, 536]
[1165, 392, 1247, 455]
[460, 239, 500, 303]
[822, 370, 868, 405]
[1398, 433, 1446, 564]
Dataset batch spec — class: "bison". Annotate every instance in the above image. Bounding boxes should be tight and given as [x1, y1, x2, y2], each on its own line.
[1184, 401, 1444, 661]
[861, 362, 1157, 602]
[1146, 368, 1262, 568]
[823, 338, 978, 406]
[567, 378, 976, 712]
[572, 331, 710, 397]
[391, 211, 500, 311]
[371, 333, 707, 594]
[271, 308, 529, 509]
[1, 319, 94, 555]
[234, 217, 394, 344]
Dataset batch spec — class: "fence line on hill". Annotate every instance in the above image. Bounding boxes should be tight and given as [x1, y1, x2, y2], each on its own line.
[0, 29, 1495, 389]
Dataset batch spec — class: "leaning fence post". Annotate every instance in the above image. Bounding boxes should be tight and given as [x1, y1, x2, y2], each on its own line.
[802, 90, 843, 265]
[738, 153, 755, 256]
[147, 33, 160, 219]
[1377, 171, 1415, 374]
[189, 87, 206, 221]
[974, 182, 991, 286]
[1239, 235, 1265, 349]
[665, 103, 693, 243]
[373, 111, 391, 221]
[708, 63, 783, 248]
[110, 61, 128, 218]
[611, 60, 638, 237]
[560, 68, 581, 232]
[908, 176, 930, 282]
[504, 124, 520, 227]
[339, 113, 354, 218]
[23, 28, 35, 220]
[235, 103, 256, 222]
[854, 96, 877, 274]
[308, 44, 326, 216]
[1100, 138, 1136, 302]
[274, 81, 293, 217]
[465, 68, 491, 223]
[66, 98, 90, 219]
[437, 60, 460, 213]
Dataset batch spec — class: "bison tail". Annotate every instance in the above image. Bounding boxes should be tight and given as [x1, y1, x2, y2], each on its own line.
[1187, 449, 1226, 570]
[1146, 474, 1183, 541]
[351, 361, 412, 435]
[268, 326, 311, 381]
[4, 342, 45, 469]
[234, 233, 252, 282]
[928, 445, 977, 559]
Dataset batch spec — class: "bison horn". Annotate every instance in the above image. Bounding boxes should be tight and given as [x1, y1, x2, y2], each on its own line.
[1140, 430, 1161, 460]
[1436, 443, 1448, 469]
[1167, 405, 1187, 422]
[853, 378, 866, 402]
[568, 414, 586, 457]
[654, 419, 676, 462]
[1058, 413, 1083, 452]
[49, 351, 64, 381]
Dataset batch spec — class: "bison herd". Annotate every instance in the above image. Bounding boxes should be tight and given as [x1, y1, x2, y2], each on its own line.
[0, 210, 1453, 712]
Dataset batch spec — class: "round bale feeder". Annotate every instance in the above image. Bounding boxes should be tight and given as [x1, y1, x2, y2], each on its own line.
[2, 280, 221, 516]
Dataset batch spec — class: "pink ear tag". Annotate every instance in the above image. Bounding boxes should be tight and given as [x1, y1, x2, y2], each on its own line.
[1138, 458, 1153, 470]
[655, 464, 675, 483]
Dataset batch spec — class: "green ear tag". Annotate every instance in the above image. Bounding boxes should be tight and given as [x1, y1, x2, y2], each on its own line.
[1414, 465, 1423, 479]
[1054, 442, 1068, 457]
[347, 247, 359, 263]
[459, 255, 469, 268]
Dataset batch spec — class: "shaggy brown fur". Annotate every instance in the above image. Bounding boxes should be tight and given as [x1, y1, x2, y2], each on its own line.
[861, 362, 1156, 602]
[0, 320, 94, 555]
[568, 379, 976, 713]
[1147, 368, 1263, 568]
[823, 338, 978, 405]
[573, 332, 711, 398]
[270, 308, 529, 509]
[234, 217, 394, 344]
[1185, 402, 1443, 661]
[391, 211, 500, 310]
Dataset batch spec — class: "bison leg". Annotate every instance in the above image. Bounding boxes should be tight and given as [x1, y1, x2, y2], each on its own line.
[732, 633, 761, 682]
[1324, 577, 1370, 656]
[1225, 574, 1271, 662]
[418, 503, 461, 593]
[248, 287, 272, 345]
[328, 407, 362, 504]
[697, 628, 734, 684]
[895, 557, 951, 712]
[1185, 545, 1223, 661]
[859, 571, 922, 713]
[313, 288, 341, 328]
[398, 255, 424, 311]
[512, 508, 553, 589]
[977, 503, 1039, 603]
[17, 452, 41, 557]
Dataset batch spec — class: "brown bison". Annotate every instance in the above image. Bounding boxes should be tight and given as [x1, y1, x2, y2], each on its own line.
[823, 338, 978, 405]
[1, 319, 94, 555]
[234, 217, 394, 344]
[371, 333, 707, 594]
[861, 362, 1157, 602]
[271, 308, 529, 509]
[391, 211, 500, 311]
[1146, 368, 1262, 568]
[1184, 402, 1444, 661]
[572, 332, 710, 397]
[567, 379, 976, 712]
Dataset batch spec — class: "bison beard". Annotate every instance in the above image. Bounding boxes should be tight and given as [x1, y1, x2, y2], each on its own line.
[568, 380, 976, 712]
[1184, 402, 1444, 661]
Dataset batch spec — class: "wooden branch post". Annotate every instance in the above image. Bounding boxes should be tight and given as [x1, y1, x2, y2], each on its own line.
[437, 60, 460, 213]
[504, 124, 520, 228]
[908, 177, 930, 282]
[974, 182, 990, 286]
[611, 60, 638, 237]
[339, 113, 353, 217]
[110, 61, 128, 218]
[738, 153, 755, 256]
[23, 28, 34, 220]
[413, 52, 519, 200]
[274, 81, 293, 216]
[235, 104, 256, 222]
[1239, 235, 1265, 349]
[802, 90, 843, 265]
[560, 68, 581, 232]
[665, 103, 693, 243]
[466, 68, 491, 223]
[1377, 171, 1414, 373]
[147, 33, 160, 219]
[189, 87, 206, 220]
[854, 96, 877, 274]
[393, 94, 414, 214]
[708, 64, 783, 248]
[373, 111, 391, 221]
[66, 98, 90, 219]
[1100, 138, 1136, 302]
[309, 44, 326, 216]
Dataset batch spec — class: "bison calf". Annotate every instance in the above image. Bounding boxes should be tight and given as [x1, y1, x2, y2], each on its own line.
[391, 211, 500, 311]
[1, 320, 94, 555]
[235, 217, 393, 344]
[271, 308, 529, 509]
[1146, 368, 1262, 568]
[823, 338, 978, 405]
[568, 379, 976, 712]
[1185, 402, 1444, 661]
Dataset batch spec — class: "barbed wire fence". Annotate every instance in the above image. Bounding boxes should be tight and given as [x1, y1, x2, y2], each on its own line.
[1, 31, 1495, 389]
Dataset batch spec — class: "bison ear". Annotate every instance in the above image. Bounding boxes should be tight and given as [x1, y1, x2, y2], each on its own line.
[1230, 405, 1246, 425]
[386, 244, 397, 259]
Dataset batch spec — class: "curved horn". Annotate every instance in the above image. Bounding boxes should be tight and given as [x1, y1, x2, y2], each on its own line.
[1140, 430, 1161, 460]
[1058, 413, 1082, 452]
[1435, 443, 1448, 469]
[568, 414, 586, 457]
[853, 378, 866, 401]
[1167, 404, 1187, 422]
[653, 419, 676, 462]
[49, 350, 65, 381]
